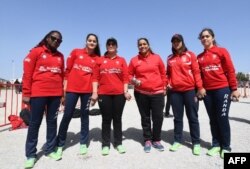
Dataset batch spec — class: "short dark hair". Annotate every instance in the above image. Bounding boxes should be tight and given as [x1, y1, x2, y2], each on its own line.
[106, 37, 118, 46]
[104, 37, 118, 56]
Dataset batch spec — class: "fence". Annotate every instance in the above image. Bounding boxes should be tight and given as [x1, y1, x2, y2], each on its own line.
[0, 83, 248, 127]
[0, 84, 22, 127]
[238, 87, 250, 98]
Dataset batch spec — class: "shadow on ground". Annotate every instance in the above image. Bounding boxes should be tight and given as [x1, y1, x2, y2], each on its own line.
[123, 127, 211, 149]
[229, 116, 250, 125]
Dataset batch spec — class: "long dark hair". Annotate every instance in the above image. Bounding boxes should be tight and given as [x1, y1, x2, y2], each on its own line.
[35, 30, 62, 48]
[137, 38, 154, 54]
[198, 28, 217, 45]
[86, 33, 101, 56]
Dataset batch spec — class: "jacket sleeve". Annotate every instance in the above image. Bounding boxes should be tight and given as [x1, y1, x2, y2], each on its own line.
[22, 48, 39, 97]
[220, 48, 237, 90]
[92, 58, 101, 82]
[64, 50, 76, 80]
[190, 52, 203, 90]
[158, 56, 167, 89]
[121, 58, 129, 84]
[128, 58, 135, 83]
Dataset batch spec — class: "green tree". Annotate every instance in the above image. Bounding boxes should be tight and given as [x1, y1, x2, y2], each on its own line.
[236, 72, 248, 82]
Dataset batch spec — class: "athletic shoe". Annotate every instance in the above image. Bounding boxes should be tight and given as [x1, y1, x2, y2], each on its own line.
[220, 149, 230, 159]
[116, 145, 126, 154]
[152, 141, 164, 151]
[24, 158, 36, 169]
[192, 144, 201, 155]
[144, 140, 152, 153]
[80, 144, 88, 155]
[46, 152, 62, 161]
[102, 146, 110, 156]
[169, 142, 182, 151]
[56, 147, 63, 156]
[206, 147, 221, 156]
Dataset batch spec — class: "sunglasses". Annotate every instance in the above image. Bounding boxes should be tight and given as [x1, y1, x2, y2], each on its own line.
[50, 36, 62, 43]
[201, 35, 210, 39]
[107, 43, 116, 46]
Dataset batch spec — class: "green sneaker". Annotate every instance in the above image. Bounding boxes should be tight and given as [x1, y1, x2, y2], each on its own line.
[116, 145, 126, 154]
[80, 144, 88, 155]
[56, 147, 63, 156]
[24, 158, 36, 169]
[207, 147, 221, 156]
[46, 152, 62, 161]
[220, 149, 230, 159]
[169, 142, 182, 152]
[101, 146, 110, 156]
[193, 144, 201, 156]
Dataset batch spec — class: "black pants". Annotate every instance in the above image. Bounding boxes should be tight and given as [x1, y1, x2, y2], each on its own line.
[165, 90, 172, 115]
[134, 91, 164, 142]
[98, 94, 126, 147]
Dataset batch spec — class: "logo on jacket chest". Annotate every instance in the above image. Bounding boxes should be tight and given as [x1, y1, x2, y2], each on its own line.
[42, 54, 47, 59]
[212, 54, 217, 60]
[57, 58, 61, 63]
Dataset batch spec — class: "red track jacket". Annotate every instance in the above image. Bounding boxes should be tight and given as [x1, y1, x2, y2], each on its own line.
[197, 46, 237, 91]
[92, 55, 129, 95]
[64, 48, 99, 93]
[128, 53, 166, 95]
[167, 51, 203, 92]
[22, 45, 64, 97]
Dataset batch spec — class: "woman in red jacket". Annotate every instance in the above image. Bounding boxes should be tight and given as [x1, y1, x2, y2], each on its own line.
[128, 38, 166, 153]
[167, 34, 206, 155]
[92, 38, 131, 155]
[22, 30, 64, 168]
[56, 33, 101, 157]
[197, 28, 240, 159]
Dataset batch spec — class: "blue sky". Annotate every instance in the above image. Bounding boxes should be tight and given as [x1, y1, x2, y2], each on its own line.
[1, 0, 250, 80]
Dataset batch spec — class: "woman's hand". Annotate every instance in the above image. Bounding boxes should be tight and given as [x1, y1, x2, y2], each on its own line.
[61, 96, 65, 105]
[90, 92, 98, 106]
[22, 96, 30, 105]
[196, 88, 206, 100]
[231, 90, 240, 102]
[124, 92, 132, 101]
[132, 77, 141, 86]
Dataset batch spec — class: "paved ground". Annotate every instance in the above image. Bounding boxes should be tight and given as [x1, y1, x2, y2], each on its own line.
[0, 91, 250, 169]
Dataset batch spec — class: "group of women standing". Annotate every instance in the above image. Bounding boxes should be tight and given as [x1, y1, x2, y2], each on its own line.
[22, 28, 240, 168]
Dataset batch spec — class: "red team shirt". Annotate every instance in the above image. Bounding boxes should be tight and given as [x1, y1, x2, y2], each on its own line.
[92, 55, 129, 95]
[22, 45, 64, 97]
[197, 46, 237, 91]
[64, 48, 99, 93]
[167, 51, 203, 92]
[128, 53, 166, 95]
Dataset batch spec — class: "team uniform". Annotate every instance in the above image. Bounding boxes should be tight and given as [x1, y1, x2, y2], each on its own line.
[57, 48, 99, 148]
[128, 53, 166, 143]
[23, 45, 64, 158]
[197, 46, 237, 151]
[92, 55, 128, 148]
[167, 51, 203, 146]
